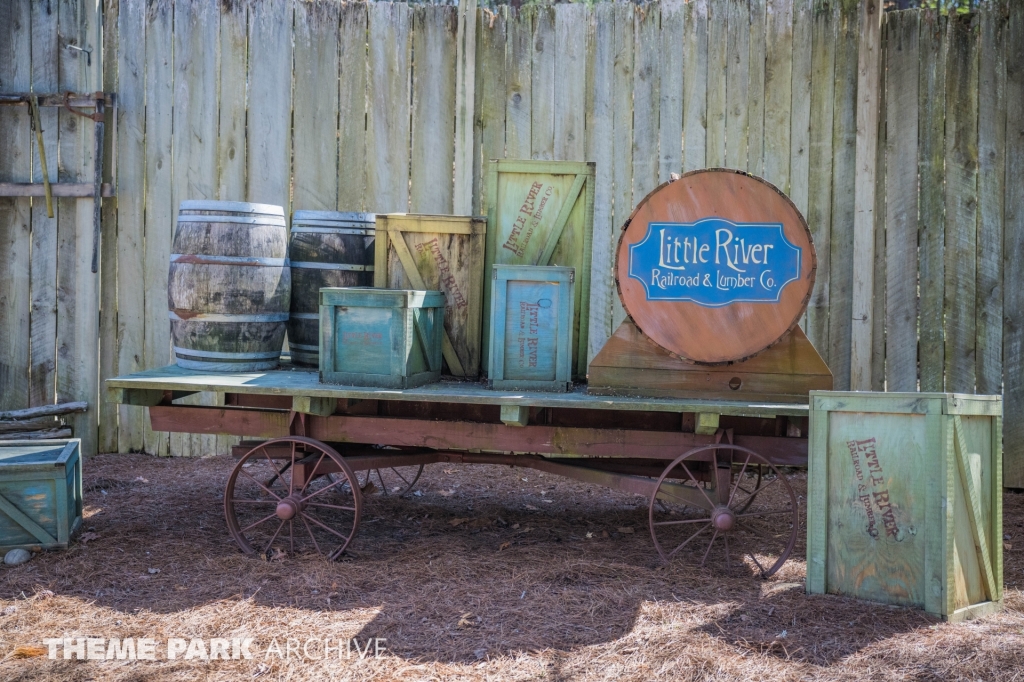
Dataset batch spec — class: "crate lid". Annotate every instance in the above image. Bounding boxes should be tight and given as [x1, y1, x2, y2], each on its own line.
[0, 440, 78, 471]
[320, 287, 446, 309]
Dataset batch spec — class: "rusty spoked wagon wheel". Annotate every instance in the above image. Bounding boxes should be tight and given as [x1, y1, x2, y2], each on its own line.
[224, 436, 362, 560]
[648, 444, 798, 578]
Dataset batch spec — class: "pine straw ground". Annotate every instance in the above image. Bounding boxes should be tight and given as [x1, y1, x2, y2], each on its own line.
[0, 453, 1022, 681]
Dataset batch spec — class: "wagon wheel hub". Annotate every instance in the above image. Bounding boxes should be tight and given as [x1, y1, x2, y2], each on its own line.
[711, 506, 736, 532]
[276, 494, 305, 521]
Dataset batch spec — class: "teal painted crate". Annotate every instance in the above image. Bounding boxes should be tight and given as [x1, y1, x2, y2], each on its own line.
[807, 392, 1003, 621]
[487, 265, 574, 392]
[0, 439, 83, 552]
[320, 288, 445, 389]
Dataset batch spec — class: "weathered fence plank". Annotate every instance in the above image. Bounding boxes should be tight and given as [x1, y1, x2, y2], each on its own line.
[293, 0, 341, 213]
[632, 5, 660, 203]
[884, 11, 920, 392]
[871, 54, 887, 393]
[705, 0, 727, 168]
[788, 0, 812, 217]
[587, 2, 615, 361]
[114, 0, 146, 452]
[554, 4, 587, 163]
[918, 10, 946, 393]
[55, 0, 99, 455]
[367, 2, 411, 213]
[411, 6, 457, 214]
[1003, 0, 1024, 488]
[976, 4, 1006, 396]
[610, 3, 633, 328]
[763, 0, 793, 194]
[143, 0, 173, 457]
[804, 3, 837, 362]
[474, 7, 506, 214]
[725, 0, 750, 169]
[682, 0, 708, 173]
[943, 13, 979, 394]
[747, 0, 767, 177]
[100, 1, 119, 452]
[827, 0, 859, 390]
[29, 0, 60, 409]
[338, 3, 368, 211]
[172, 0, 220, 458]
[0, 0, 32, 411]
[531, 6, 555, 161]
[659, 0, 684, 182]
[505, 8, 532, 160]
[218, 0, 247, 202]
[247, 0, 293, 212]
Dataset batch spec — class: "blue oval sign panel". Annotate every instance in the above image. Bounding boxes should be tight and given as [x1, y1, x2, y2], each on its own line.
[627, 218, 803, 308]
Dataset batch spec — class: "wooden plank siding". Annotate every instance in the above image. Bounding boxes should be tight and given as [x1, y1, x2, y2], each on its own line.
[884, 11, 920, 393]
[1003, 1, 1024, 488]
[1, 1, 1020, 475]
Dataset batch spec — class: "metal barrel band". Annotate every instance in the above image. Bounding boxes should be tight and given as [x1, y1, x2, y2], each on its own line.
[289, 312, 320, 320]
[287, 342, 319, 352]
[181, 200, 285, 216]
[290, 225, 374, 234]
[290, 261, 373, 271]
[170, 254, 289, 267]
[168, 311, 290, 322]
[177, 214, 287, 227]
[173, 346, 282, 360]
[292, 210, 375, 223]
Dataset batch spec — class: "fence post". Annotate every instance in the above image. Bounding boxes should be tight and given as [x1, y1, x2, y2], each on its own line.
[850, 0, 884, 390]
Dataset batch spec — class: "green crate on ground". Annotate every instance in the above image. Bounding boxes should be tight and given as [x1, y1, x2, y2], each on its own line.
[0, 439, 83, 552]
[807, 392, 1002, 621]
[319, 288, 445, 389]
[487, 265, 574, 393]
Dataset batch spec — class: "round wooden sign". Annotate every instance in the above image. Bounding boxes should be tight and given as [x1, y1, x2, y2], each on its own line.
[615, 169, 816, 364]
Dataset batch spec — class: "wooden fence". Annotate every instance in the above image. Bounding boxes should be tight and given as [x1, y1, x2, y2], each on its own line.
[0, 0, 1021, 485]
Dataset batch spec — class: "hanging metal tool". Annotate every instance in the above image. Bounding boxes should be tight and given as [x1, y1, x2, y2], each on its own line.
[28, 95, 54, 219]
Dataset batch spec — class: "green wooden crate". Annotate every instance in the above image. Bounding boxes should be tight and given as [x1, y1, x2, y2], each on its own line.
[807, 392, 1003, 621]
[487, 265, 574, 393]
[483, 160, 594, 379]
[0, 439, 83, 552]
[319, 288, 445, 389]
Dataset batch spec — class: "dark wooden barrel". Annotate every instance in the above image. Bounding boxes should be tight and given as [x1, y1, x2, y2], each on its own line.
[615, 169, 816, 364]
[168, 200, 290, 371]
[287, 211, 376, 366]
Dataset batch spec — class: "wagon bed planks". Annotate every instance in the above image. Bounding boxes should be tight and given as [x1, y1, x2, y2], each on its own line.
[106, 365, 809, 420]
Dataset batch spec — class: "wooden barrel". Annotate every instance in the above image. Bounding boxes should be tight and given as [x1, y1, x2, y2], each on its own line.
[168, 200, 290, 371]
[287, 211, 375, 366]
[615, 169, 816, 364]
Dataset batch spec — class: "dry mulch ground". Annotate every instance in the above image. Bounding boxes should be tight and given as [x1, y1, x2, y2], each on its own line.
[0, 452, 1022, 681]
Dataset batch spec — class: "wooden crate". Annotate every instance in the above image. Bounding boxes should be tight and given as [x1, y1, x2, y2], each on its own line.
[807, 392, 1003, 621]
[0, 439, 83, 552]
[483, 160, 594, 379]
[320, 288, 445, 389]
[488, 265, 574, 393]
[374, 214, 486, 377]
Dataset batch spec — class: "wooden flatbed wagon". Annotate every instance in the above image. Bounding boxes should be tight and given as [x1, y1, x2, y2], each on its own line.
[107, 365, 808, 577]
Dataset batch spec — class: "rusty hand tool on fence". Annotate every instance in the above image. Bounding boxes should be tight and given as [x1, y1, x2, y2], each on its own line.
[28, 95, 54, 219]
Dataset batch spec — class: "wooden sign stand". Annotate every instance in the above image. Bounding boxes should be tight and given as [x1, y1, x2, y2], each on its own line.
[588, 319, 832, 404]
